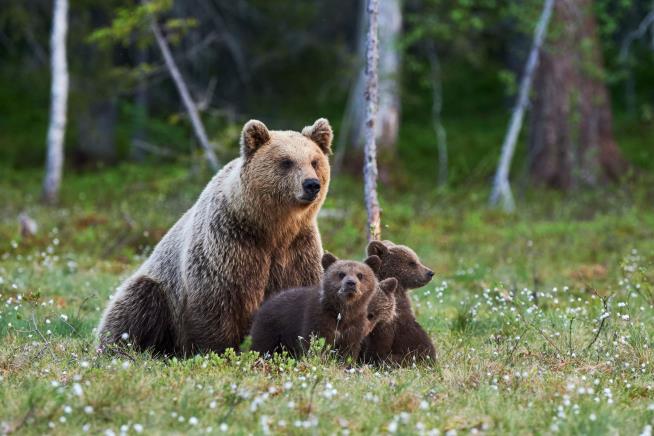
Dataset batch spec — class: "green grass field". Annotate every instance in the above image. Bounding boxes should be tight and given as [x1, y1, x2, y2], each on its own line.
[1, 164, 653, 435]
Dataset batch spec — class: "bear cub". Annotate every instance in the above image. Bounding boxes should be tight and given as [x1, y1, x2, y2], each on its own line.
[361, 240, 436, 365]
[250, 253, 397, 361]
[363, 281, 399, 337]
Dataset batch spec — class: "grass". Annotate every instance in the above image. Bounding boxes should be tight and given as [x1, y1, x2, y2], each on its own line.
[1, 163, 654, 435]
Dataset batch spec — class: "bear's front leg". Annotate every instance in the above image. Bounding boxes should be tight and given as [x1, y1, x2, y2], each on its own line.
[360, 322, 395, 363]
[180, 240, 270, 355]
[335, 325, 364, 362]
[266, 225, 323, 299]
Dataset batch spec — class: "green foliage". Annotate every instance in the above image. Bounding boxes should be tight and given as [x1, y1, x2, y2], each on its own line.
[88, 0, 172, 47]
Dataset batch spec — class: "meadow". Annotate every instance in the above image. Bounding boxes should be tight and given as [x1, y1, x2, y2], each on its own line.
[1, 164, 653, 435]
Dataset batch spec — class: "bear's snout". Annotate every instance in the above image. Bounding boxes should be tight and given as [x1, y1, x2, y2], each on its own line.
[339, 276, 358, 296]
[301, 178, 321, 201]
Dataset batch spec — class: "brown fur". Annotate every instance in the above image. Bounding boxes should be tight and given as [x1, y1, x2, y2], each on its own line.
[361, 240, 436, 365]
[363, 280, 399, 336]
[98, 119, 333, 356]
[250, 253, 395, 361]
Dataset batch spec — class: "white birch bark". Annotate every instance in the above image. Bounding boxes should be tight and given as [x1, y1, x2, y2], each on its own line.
[151, 18, 220, 171]
[489, 0, 555, 211]
[42, 0, 69, 204]
[363, 0, 381, 241]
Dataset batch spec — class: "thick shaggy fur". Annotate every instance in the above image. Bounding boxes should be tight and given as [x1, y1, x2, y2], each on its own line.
[361, 240, 436, 365]
[98, 118, 333, 356]
[250, 254, 395, 361]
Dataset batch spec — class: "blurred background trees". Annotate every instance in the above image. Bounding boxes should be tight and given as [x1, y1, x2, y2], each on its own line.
[1, 0, 653, 205]
[528, 0, 627, 189]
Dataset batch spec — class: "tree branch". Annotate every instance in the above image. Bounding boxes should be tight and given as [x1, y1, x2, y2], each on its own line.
[489, 0, 555, 211]
[149, 15, 220, 171]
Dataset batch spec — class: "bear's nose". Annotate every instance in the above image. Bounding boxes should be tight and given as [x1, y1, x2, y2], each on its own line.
[302, 178, 321, 198]
[426, 270, 434, 278]
[345, 279, 356, 287]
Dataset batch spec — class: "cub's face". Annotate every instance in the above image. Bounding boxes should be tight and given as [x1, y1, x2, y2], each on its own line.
[367, 241, 435, 290]
[367, 277, 399, 326]
[321, 254, 381, 307]
[239, 118, 332, 209]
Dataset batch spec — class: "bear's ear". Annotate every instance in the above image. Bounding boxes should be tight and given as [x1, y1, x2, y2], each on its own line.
[302, 118, 333, 155]
[240, 120, 271, 158]
[367, 240, 389, 258]
[364, 255, 381, 274]
[379, 277, 398, 295]
[322, 252, 338, 270]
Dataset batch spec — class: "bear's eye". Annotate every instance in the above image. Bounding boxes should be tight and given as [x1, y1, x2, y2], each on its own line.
[311, 159, 319, 170]
[279, 159, 294, 170]
[367, 313, 374, 320]
[357, 273, 363, 280]
[409, 261, 418, 268]
[338, 272, 346, 279]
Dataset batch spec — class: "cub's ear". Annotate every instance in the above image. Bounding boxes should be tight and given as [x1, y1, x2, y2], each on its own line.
[367, 240, 389, 257]
[364, 255, 381, 274]
[379, 277, 398, 295]
[302, 118, 333, 155]
[241, 119, 271, 158]
[322, 252, 338, 270]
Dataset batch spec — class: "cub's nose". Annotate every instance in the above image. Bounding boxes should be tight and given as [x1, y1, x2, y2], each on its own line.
[426, 270, 434, 278]
[302, 178, 321, 199]
[345, 279, 356, 287]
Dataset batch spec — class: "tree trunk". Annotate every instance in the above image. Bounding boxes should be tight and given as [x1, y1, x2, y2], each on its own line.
[375, 0, 401, 150]
[333, 0, 367, 173]
[363, 0, 381, 242]
[337, 0, 401, 166]
[76, 98, 117, 164]
[42, 0, 69, 205]
[490, 0, 555, 211]
[427, 42, 448, 188]
[150, 17, 220, 171]
[529, 0, 626, 189]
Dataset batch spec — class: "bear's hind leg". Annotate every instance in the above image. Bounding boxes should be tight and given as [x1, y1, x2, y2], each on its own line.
[98, 276, 176, 356]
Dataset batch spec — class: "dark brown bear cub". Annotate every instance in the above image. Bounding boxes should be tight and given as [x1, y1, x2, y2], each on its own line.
[363, 281, 399, 337]
[361, 240, 436, 365]
[250, 253, 397, 361]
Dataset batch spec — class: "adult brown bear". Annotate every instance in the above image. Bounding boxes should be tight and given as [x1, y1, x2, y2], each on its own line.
[97, 118, 333, 356]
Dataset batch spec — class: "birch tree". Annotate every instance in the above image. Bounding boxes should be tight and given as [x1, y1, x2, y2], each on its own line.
[42, 0, 69, 205]
[489, 0, 555, 211]
[363, 0, 381, 241]
[150, 16, 220, 171]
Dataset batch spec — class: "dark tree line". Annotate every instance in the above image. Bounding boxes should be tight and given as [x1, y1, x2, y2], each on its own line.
[1, 0, 653, 206]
